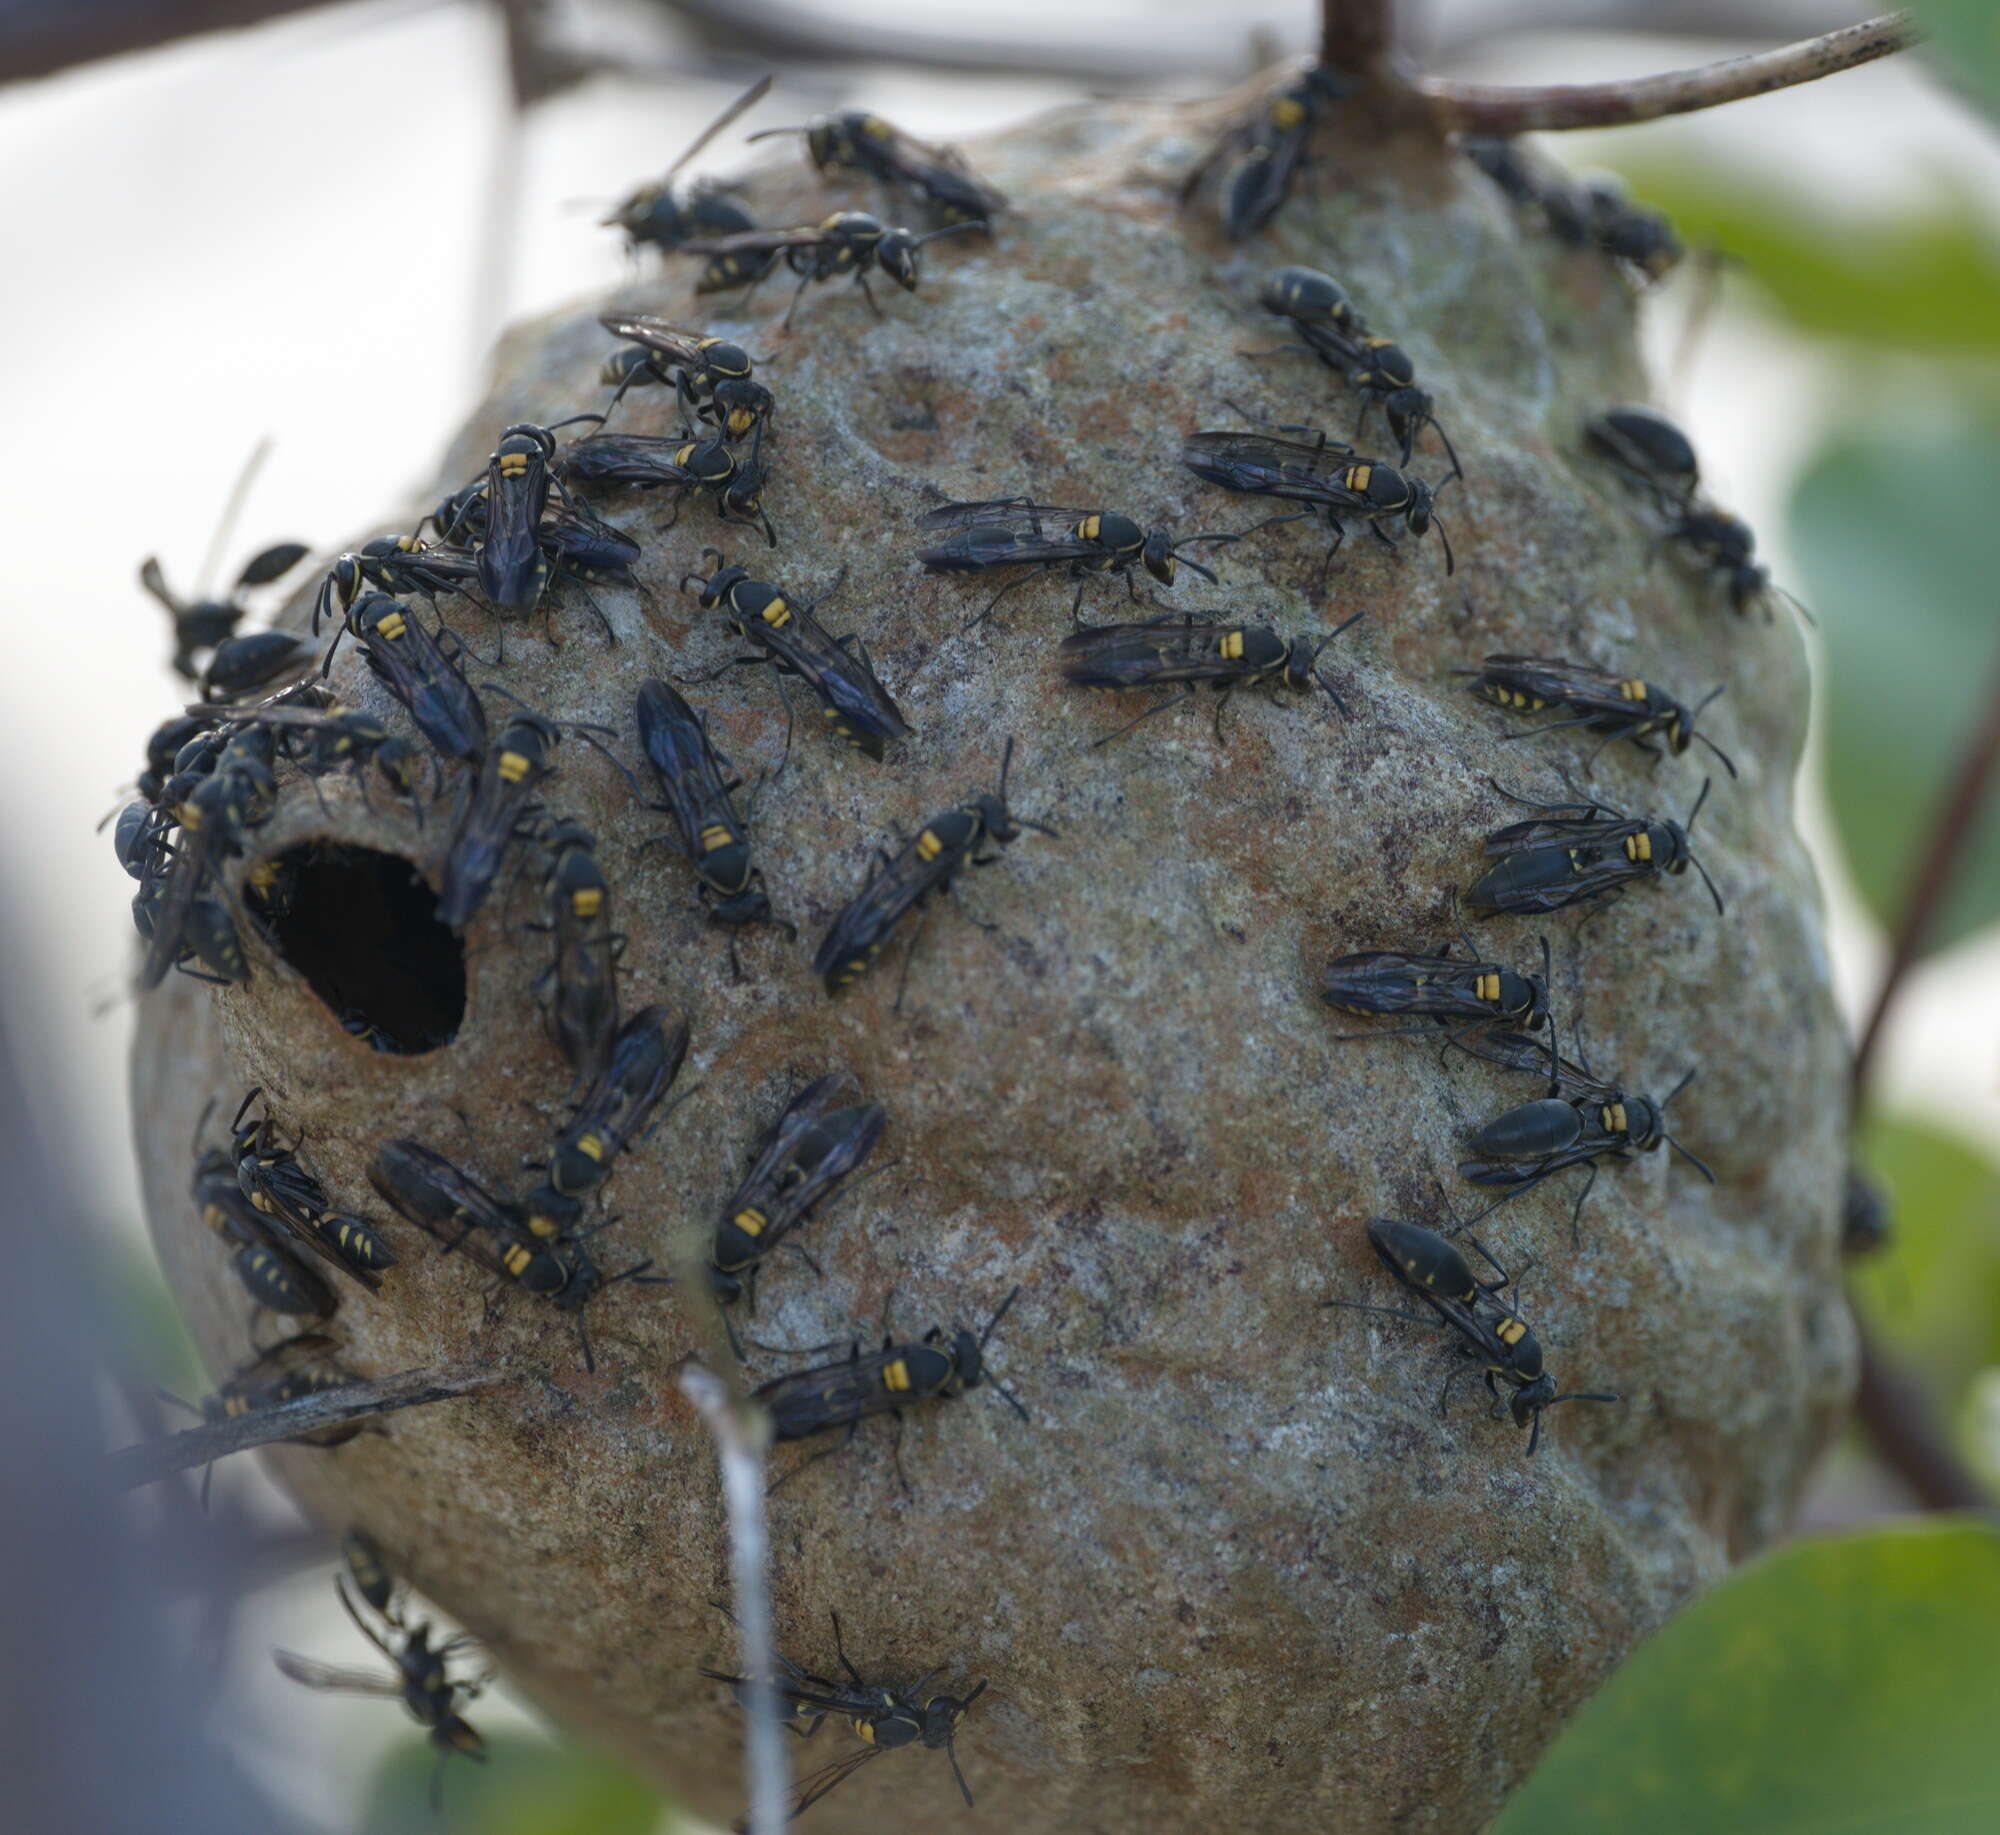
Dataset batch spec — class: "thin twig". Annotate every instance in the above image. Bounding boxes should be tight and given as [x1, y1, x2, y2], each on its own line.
[1850, 641, 2000, 1098]
[1855, 1330, 1994, 1511]
[1424, 12, 1917, 133]
[681, 1364, 788, 1835]
[108, 1363, 510, 1492]
[1321, 0, 1391, 72]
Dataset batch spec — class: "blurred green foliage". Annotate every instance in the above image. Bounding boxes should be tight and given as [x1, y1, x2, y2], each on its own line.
[1790, 429, 2000, 950]
[1919, 0, 2000, 120]
[360, 1729, 668, 1835]
[1491, 1520, 2000, 1835]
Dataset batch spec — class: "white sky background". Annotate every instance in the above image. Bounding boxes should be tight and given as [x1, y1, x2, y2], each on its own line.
[4, 5, 1997, 1826]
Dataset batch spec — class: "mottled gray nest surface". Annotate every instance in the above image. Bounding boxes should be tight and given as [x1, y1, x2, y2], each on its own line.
[133, 77, 1851, 1834]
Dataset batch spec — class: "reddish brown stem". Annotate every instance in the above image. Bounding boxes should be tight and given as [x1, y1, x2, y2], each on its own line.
[1424, 12, 1916, 134]
[1855, 1332, 1993, 1512]
[1321, 0, 1391, 72]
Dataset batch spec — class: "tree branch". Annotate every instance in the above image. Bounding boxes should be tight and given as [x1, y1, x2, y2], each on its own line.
[108, 1363, 511, 1492]
[1854, 1329, 1994, 1511]
[1423, 12, 1916, 134]
[1321, 0, 1392, 72]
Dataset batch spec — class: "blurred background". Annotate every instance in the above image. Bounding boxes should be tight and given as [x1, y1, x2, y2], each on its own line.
[4, 1, 1996, 1829]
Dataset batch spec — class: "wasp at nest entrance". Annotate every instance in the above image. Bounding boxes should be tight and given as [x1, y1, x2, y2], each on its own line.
[255, 843, 465, 1054]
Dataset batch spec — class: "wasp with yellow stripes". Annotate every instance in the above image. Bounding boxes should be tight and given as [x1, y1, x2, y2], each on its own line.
[545, 1004, 693, 1197]
[1180, 63, 1353, 240]
[531, 819, 621, 1082]
[1182, 426, 1454, 579]
[331, 592, 488, 765]
[602, 73, 773, 259]
[1324, 1216, 1618, 1455]
[635, 678, 790, 966]
[230, 1089, 397, 1289]
[1059, 608, 1364, 744]
[1465, 777, 1724, 919]
[1322, 928, 1550, 1043]
[703, 1608, 987, 1827]
[597, 314, 773, 435]
[193, 1133, 336, 1320]
[436, 706, 561, 928]
[312, 535, 483, 637]
[1460, 654, 1737, 778]
[915, 496, 1237, 627]
[755, 1286, 1026, 1485]
[813, 739, 1054, 1002]
[680, 210, 980, 328]
[557, 423, 774, 547]
[710, 1075, 887, 1312]
[751, 106, 1007, 229]
[1451, 1024, 1714, 1238]
[679, 551, 910, 765]
[193, 1333, 369, 1440]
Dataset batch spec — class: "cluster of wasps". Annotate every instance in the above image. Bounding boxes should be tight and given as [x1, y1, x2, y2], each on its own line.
[114, 61, 1805, 1826]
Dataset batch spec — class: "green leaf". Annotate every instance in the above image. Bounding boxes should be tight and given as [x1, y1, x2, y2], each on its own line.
[1789, 429, 2000, 950]
[358, 1730, 666, 1835]
[1490, 1520, 2000, 1835]
[1851, 1113, 2000, 1398]
[1917, 0, 2000, 120]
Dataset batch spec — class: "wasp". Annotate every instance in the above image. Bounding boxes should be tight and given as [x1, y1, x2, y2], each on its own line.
[1667, 506, 1806, 621]
[532, 819, 622, 1081]
[230, 1088, 397, 1289]
[136, 711, 221, 805]
[312, 534, 483, 637]
[1322, 928, 1551, 1042]
[140, 723, 278, 989]
[597, 314, 773, 435]
[546, 1005, 693, 1196]
[603, 73, 773, 258]
[558, 424, 775, 547]
[813, 739, 1054, 1002]
[1465, 777, 1724, 919]
[193, 1135, 337, 1320]
[276, 1565, 488, 1812]
[704, 1608, 986, 1826]
[711, 1076, 888, 1311]
[1325, 1216, 1619, 1455]
[680, 552, 910, 764]
[750, 106, 1007, 228]
[220, 697, 430, 821]
[436, 706, 561, 928]
[1584, 405, 1700, 513]
[341, 1528, 399, 1618]
[1580, 175, 1683, 280]
[198, 629, 319, 704]
[1060, 608, 1364, 744]
[335, 593, 488, 765]
[1257, 267, 1463, 477]
[1843, 1165, 1892, 1259]
[681, 210, 979, 328]
[368, 1138, 666, 1373]
[1460, 654, 1738, 779]
[1180, 63, 1352, 240]
[192, 1333, 369, 1441]
[635, 678, 790, 959]
[441, 420, 601, 617]
[755, 1287, 1026, 1485]
[1452, 1025, 1714, 1237]
[915, 497, 1237, 626]
[1182, 426, 1455, 578]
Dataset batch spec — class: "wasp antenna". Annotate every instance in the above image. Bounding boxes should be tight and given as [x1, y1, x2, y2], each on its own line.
[1178, 552, 1222, 585]
[946, 1733, 978, 1807]
[230, 1087, 263, 1132]
[1690, 848, 1726, 916]
[197, 437, 275, 600]
[570, 728, 645, 799]
[979, 1283, 1022, 1348]
[743, 123, 806, 145]
[546, 411, 605, 434]
[154, 1385, 198, 1415]
[1432, 510, 1457, 575]
[1548, 1389, 1622, 1410]
[987, 1377, 1030, 1424]
[996, 736, 1016, 804]
[914, 220, 984, 248]
[1525, 1412, 1543, 1456]
[1685, 775, 1713, 834]
[1666, 1133, 1716, 1184]
[1661, 1066, 1698, 1110]
[1432, 419, 1466, 486]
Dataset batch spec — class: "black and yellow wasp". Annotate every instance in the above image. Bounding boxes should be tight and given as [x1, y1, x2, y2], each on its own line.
[813, 740, 1054, 1000]
[1460, 654, 1737, 778]
[602, 73, 772, 259]
[752, 106, 1007, 228]
[597, 313, 773, 434]
[916, 496, 1237, 626]
[228, 1088, 396, 1289]
[1465, 778, 1724, 919]
[1322, 929, 1550, 1042]
[704, 1608, 987, 1827]
[557, 425, 774, 546]
[192, 1129, 336, 1320]
[680, 210, 979, 327]
[1325, 1217, 1619, 1455]
[1179, 63, 1353, 240]
[1059, 608, 1364, 743]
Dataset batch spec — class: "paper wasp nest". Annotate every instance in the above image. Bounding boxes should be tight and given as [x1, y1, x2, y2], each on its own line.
[132, 74, 1852, 1833]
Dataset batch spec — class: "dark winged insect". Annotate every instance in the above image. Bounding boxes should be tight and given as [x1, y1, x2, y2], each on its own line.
[750, 106, 1007, 228]
[276, 1570, 488, 1812]
[635, 678, 790, 957]
[557, 423, 775, 547]
[1257, 266, 1462, 477]
[436, 706, 562, 928]
[1584, 405, 1700, 512]
[710, 1075, 887, 1311]
[193, 1134, 336, 1319]
[137, 712, 219, 805]
[1666, 506, 1807, 622]
[1452, 1025, 1714, 1239]
[680, 552, 910, 764]
[755, 1286, 1026, 1486]
[597, 314, 773, 435]
[1060, 608, 1364, 744]
[1580, 175, 1683, 280]
[194, 1333, 368, 1444]
[603, 74, 773, 258]
[1842, 1164, 1892, 1259]
[915, 497, 1237, 626]
[1324, 1216, 1619, 1455]
[704, 1608, 986, 1827]
[680, 210, 980, 328]
[532, 818, 622, 1082]
[230, 1088, 396, 1290]
[342, 1528, 398, 1619]
[813, 738, 1054, 1002]
[1322, 926, 1551, 1043]
[367, 1138, 666, 1374]
[217, 697, 429, 822]
[546, 1005, 694, 1196]
[199, 630, 318, 703]
[1460, 654, 1738, 779]
[1182, 426, 1455, 578]
[312, 534, 483, 637]
[1179, 63, 1352, 240]
[453, 422, 572, 615]
[140, 723, 278, 990]
[1465, 777, 1724, 919]
[335, 592, 488, 765]
[1460, 135, 1542, 209]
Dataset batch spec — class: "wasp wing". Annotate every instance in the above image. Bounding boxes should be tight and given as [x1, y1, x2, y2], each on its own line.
[274, 1653, 405, 1696]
